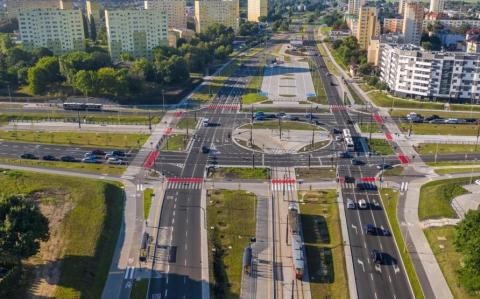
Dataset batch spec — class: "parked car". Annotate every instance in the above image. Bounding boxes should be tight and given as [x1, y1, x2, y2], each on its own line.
[90, 149, 106, 156]
[276, 112, 286, 118]
[20, 153, 38, 160]
[347, 199, 356, 209]
[371, 249, 383, 264]
[429, 118, 444, 124]
[60, 155, 77, 162]
[344, 175, 355, 183]
[82, 157, 98, 164]
[42, 155, 58, 161]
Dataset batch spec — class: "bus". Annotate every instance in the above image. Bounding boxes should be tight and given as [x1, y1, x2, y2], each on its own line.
[63, 102, 103, 111]
[342, 129, 351, 139]
[139, 232, 149, 262]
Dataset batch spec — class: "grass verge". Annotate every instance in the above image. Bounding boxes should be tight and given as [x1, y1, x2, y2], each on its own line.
[0, 130, 148, 149]
[418, 178, 476, 220]
[380, 189, 424, 299]
[207, 190, 256, 298]
[398, 123, 480, 136]
[368, 139, 395, 155]
[368, 92, 445, 110]
[298, 140, 330, 152]
[130, 279, 149, 299]
[415, 143, 480, 154]
[390, 109, 480, 119]
[245, 120, 319, 131]
[1, 170, 123, 298]
[242, 64, 268, 105]
[424, 226, 477, 299]
[308, 60, 328, 104]
[316, 42, 340, 76]
[161, 134, 188, 151]
[143, 188, 154, 219]
[209, 167, 269, 180]
[427, 161, 480, 167]
[0, 157, 126, 176]
[434, 167, 480, 175]
[358, 122, 383, 133]
[176, 117, 199, 130]
[295, 167, 336, 180]
[298, 190, 348, 299]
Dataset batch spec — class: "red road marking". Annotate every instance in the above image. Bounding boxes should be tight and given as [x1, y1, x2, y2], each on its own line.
[271, 179, 296, 184]
[398, 154, 410, 165]
[144, 150, 160, 169]
[385, 133, 393, 140]
[167, 177, 203, 183]
[359, 177, 376, 183]
[208, 104, 240, 110]
[175, 111, 183, 118]
[373, 114, 383, 125]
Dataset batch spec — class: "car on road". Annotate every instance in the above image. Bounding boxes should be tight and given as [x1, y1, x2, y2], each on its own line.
[344, 176, 355, 183]
[107, 157, 128, 165]
[340, 151, 352, 158]
[201, 145, 210, 154]
[371, 249, 383, 264]
[358, 199, 368, 209]
[351, 159, 364, 165]
[347, 198, 356, 209]
[475, 179, 480, 186]
[332, 128, 341, 134]
[444, 118, 459, 124]
[428, 118, 444, 124]
[366, 224, 376, 235]
[425, 115, 440, 122]
[42, 155, 58, 161]
[276, 112, 286, 118]
[90, 149, 106, 156]
[20, 153, 38, 160]
[382, 228, 391, 236]
[286, 115, 300, 121]
[335, 136, 342, 142]
[255, 114, 266, 121]
[376, 163, 392, 170]
[304, 113, 316, 120]
[60, 155, 77, 162]
[82, 157, 99, 164]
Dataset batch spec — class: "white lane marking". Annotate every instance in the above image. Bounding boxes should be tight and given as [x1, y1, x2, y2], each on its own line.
[404, 182, 409, 191]
[129, 267, 135, 279]
[370, 273, 374, 281]
[357, 259, 365, 272]
[375, 264, 382, 273]
[389, 275, 392, 283]
[351, 224, 358, 234]
[400, 182, 405, 192]
[124, 267, 130, 279]
[374, 292, 378, 299]
[394, 265, 400, 274]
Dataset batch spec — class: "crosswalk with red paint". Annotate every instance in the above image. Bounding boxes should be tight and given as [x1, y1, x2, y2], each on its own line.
[330, 105, 347, 111]
[373, 114, 383, 125]
[164, 127, 173, 136]
[271, 179, 296, 191]
[166, 177, 203, 190]
[337, 176, 377, 189]
[207, 104, 240, 110]
[398, 154, 410, 165]
[385, 133, 393, 140]
[144, 151, 160, 169]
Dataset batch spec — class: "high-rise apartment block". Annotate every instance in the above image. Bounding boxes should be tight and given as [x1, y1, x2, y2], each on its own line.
[429, 0, 444, 13]
[248, 0, 268, 22]
[398, 0, 411, 15]
[18, 8, 85, 54]
[6, 0, 60, 19]
[144, 0, 187, 29]
[402, 2, 424, 45]
[379, 44, 480, 101]
[384, 18, 403, 34]
[86, 0, 103, 22]
[356, 6, 380, 50]
[347, 0, 365, 16]
[105, 9, 168, 61]
[194, 0, 239, 33]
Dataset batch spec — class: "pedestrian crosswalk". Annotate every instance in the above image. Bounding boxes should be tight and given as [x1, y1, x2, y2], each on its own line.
[271, 179, 296, 191]
[167, 181, 203, 190]
[330, 104, 347, 111]
[208, 104, 240, 110]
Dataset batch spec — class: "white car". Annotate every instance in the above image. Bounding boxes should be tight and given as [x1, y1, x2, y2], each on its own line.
[347, 199, 356, 209]
[358, 199, 368, 209]
[107, 157, 128, 165]
[475, 179, 480, 186]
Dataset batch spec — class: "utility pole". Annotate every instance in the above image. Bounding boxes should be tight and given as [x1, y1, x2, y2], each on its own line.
[369, 109, 373, 142]
[308, 154, 311, 169]
[148, 110, 152, 131]
[162, 89, 165, 112]
[311, 126, 315, 148]
[279, 117, 282, 139]
[77, 110, 81, 128]
[476, 120, 480, 152]
[252, 152, 255, 169]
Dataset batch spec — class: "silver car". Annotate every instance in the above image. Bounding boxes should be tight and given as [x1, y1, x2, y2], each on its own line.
[347, 198, 356, 209]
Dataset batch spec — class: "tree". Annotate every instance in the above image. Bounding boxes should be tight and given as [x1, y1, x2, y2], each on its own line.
[454, 210, 480, 294]
[73, 70, 98, 96]
[0, 33, 14, 53]
[0, 196, 49, 262]
[131, 58, 154, 81]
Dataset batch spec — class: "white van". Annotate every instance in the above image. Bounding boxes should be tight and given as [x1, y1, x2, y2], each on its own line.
[202, 118, 210, 127]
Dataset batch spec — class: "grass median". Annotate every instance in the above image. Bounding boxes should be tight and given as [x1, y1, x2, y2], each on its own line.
[424, 226, 477, 299]
[242, 65, 268, 105]
[295, 167, 336, 180]
[358, 122, 383, 134]
[0, 130, 148, 149]
[209, 167, 269, 180]
[176, 117, 199, 130]
[207, 189, 256, 298]
[368, 92, 445, 110]
[0, 157, 126, 176]
[380, 189, 424, 299]
[245, 120, 319, 131]
[309, 60, 328, 104]
[2, 170, 123, 298]
[368, 138, 395, 155]
[434, 167, 480, 175]
[298, 189, 348, 299]
[418, 177, 478, 221]
[415, 143, 480, 154]
[398, 123, 480, 136]
[131, 279, 149, 299]
[161, 134, 189, 151]
[143, 188, 154, 219]
[316, 42, 340, 76]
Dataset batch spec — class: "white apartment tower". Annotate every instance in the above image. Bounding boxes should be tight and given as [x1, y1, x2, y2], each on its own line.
[194, 0, 239, 33]
[144, 0, 187, 29]
[429, 0, 444, 13]
[402, 2, 424, 45]
[105, 9, 168, 61]
[379, 44, 480, 101]
[17, 8, 85, 54]
[6, 0, 60, 19]
[248, 0, 268, 22]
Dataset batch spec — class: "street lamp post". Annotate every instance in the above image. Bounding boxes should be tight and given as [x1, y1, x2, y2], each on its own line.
[162, 89, 165, 111]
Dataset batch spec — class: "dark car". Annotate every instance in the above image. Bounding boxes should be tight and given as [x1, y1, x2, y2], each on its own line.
[42, 155, 58, 161]
[425, 114, 440, 122]
[332, 128, 341, 134]
[371, 249, 383, 264]
[376, 163, 392, 170]
[201, 145, 210, 154]
[20, 153, 38, 160]
[351, 159, 364, 165]
[366, 224, 376, 235]
[60, 155, 77, 162]
[340, 152, 352, 159]
[110, 150, 126, 157]
[91, 149, 106, 156]
[344, 175, 355, 183]
[287, 115, 300, 121]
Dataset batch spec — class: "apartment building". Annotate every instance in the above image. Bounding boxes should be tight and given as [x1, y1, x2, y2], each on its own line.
[6, 0, 60, 19]
[194, 0, 239, 33]
[429, 0, 444, 13]
[423, 19, 480, 31]
[144, 0, 187, 29]
[402, 2, 424, 45]
[383, 18, 403, 34]
[347, 0, 365, 16]
[379, 43, 480, 101]
[398, 0, 411, 15]
[248, 0, 268, 22]
[356, 6, 380, 50]
[18, 8, 85, 54]
[86, 0, 103, 22]
[105, 9, 168, 61]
